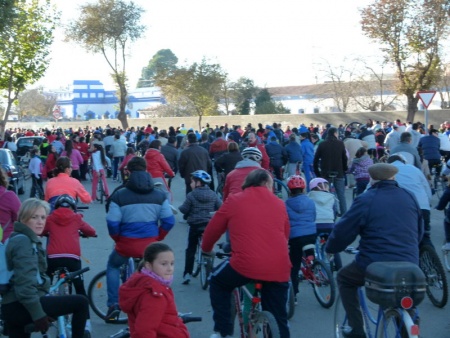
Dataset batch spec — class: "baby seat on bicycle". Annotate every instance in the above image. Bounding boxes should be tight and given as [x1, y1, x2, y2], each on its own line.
[365, 261, 426, 309]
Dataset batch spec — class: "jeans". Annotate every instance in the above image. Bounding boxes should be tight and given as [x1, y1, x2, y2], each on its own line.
[336, 261, 366, 335]
[209, 261, 290, 338]
[106, 249, 129, 307]
[113, 156, 123, 179]
[333, 177, 347, 215]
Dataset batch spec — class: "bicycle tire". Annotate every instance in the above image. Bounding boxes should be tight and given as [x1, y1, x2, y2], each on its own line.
[312, 260, 335, 308]
[286, 281, 295, 320]
[192, 242, 201, 278]
[377, 309, 408, 338]
[250, 310, 280, 338]
[200, 256, 213, 290]
[442, 248, 450, 272]
[87, 270, 128, 324]
[419, 244, 448, 308]
[273, 178, 289, 200]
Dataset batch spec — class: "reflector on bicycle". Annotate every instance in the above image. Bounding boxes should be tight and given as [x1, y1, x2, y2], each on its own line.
[400, 296, 413, 309]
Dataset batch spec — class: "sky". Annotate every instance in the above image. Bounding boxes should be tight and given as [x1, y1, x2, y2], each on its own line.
[37, 0, 382, 91]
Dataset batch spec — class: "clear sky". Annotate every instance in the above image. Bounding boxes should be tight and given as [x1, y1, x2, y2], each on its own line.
[37, 0, 381, 90]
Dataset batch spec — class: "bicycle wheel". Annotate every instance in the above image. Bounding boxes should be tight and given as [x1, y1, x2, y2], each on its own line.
[87, 270, 128, 324]
[419, 244, 448, 308]
[250, 310, 280, 338]
[442, 247, 450, 272]
[192, 241, 201, 278]
[312, 260, 336, 308]
[200, 256, 213, 290]
[377, 309, 408, 338]
[286, 280, 295, 320]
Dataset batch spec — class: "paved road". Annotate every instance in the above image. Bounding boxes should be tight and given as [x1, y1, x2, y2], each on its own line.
[18, 175, 450, 338]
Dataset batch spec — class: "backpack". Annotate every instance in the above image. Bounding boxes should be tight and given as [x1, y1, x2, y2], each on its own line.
[0, 233, 42, 295]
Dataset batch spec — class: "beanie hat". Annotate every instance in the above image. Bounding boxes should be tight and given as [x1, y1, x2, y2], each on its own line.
[368, 163, 398, 181]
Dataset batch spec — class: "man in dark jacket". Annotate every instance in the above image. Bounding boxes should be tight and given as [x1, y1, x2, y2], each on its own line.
[105, 157, 175, 322]
[326, 163, 423, 338]
[313, 127, 348, 214]
[178, 132, 212, 195]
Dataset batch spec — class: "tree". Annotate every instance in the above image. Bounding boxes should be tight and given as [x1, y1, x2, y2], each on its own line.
[66, 0, 146, 129]
[155, 58, 226, 130]
[137, 49, 178, 88]
[17, 88, 57, 119]
[0, 0, 58, 136]
[361, 0, 450, 121]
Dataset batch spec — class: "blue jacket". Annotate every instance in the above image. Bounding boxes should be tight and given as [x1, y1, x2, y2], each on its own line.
[326, 180, 423, 270]
[300, 138, 315, 164]
[265, 141, 287, 167]
[418, 135, 441, 160]
[285, 194, 316, 238]
[284, 141, 303, 163]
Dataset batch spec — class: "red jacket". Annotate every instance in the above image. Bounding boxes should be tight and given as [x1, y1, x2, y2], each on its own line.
[144, 149, 174, 179]
[42, 208, 96, 259]
[202, 186, 291, 282]
[119, 273, 189, 338]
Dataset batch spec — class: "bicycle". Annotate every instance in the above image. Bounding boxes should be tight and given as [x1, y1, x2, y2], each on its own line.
[215, 252, 281, 338]
[418, 244, 448, 308]
[109, 312, 202, 338]
[192, 232, 214, 290]
[334, 248, 426, 338]
[87, 257, 139, 324]
[297, 244, 335, 308]
[24, 267, 90, 338]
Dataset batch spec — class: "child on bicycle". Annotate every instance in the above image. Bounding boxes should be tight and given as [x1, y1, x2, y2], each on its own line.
[90, 143, 110, 201]
[179, 170, 221, 284]
[308, 177, 342, 270]
[41, 194, 97, 335]
[285, 175, 317, 302]
[119, 242, 189, 338]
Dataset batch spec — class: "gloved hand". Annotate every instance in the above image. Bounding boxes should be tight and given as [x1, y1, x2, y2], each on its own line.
[34, 316, 51, 333]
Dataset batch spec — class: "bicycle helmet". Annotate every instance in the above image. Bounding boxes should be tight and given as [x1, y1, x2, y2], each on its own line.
[54, 194, 77, 210]
[287, 175, 306, 190]
[191, 170, 212, 184]
[309, 178, 329, 191]
[241, 147, 262, 162]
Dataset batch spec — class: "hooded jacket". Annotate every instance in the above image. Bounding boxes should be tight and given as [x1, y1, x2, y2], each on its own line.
[179, 186, 222, 225]
[42, 207, 96, 259]
[106, 171, 175, 258]
[119, 272, 189, 338]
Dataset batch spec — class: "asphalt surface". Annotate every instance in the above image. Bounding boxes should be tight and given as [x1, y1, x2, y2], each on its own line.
[16, 175, 450, 338]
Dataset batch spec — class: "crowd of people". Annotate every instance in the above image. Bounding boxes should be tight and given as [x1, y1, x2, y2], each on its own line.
[0, 117, 450, 338]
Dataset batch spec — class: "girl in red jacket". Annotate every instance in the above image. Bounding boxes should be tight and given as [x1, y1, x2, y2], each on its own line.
[119, 243, 189, 338]
[42, 194, 97, 335]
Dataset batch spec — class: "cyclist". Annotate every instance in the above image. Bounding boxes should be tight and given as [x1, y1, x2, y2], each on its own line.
[1, 199, 89, 338]
[90, 144, 110, 201]
[202, 169, 291, 338]
[45, 156, 92, 210]
[326, 163, 423, 338]
[105, 157, 175, 323]
[179, 170, 221, 284]
[119, 243, 189, 338]
[41, 194, 96, 335]
[285, 175, 316, 303]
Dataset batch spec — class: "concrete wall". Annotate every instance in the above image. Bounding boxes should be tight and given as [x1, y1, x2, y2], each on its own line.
[6, 109, 450, 132]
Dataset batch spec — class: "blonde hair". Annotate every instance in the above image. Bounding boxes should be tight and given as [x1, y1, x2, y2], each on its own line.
[18, 198, 50, 223]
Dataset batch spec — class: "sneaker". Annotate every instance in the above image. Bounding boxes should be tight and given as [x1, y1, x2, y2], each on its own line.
[442, 243, 450, 251]
[104, 304, 120, 323]
[182, 273, 191, 285]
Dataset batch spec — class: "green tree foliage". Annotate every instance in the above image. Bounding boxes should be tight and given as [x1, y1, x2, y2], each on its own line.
[361, 0, 450, 121]
[137, 49, 178, 88]
[155, 58, 226, 130]
[232, 77, 258, 115]
[17, 88, 57, 119]
[66, 0, 146, 129]
[0, 0, 58, 136]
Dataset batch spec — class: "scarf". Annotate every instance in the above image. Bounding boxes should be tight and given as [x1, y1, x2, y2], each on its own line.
[141, 267, 173, 287]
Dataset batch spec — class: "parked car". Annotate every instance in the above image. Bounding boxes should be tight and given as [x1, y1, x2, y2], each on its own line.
[0, 148, 25, 195]
[16, 136, 44, 162]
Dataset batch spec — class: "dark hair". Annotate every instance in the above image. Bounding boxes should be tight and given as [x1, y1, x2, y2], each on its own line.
[64, 139, 73, 157]
[400, 132, 412, 143]
[149, 140, 161, 149]
[127, 157, 146, 172]
[242, 169, 272, 190]
[187, 133, 197, 143]
[138, 242, 173, 271]
[55, 156, 71, 175]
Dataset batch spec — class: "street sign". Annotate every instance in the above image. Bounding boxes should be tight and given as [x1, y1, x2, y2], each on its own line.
[417, 91, 436, 108]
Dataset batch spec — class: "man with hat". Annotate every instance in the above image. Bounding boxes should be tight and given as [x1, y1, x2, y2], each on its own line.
[326, 163, 423, 338]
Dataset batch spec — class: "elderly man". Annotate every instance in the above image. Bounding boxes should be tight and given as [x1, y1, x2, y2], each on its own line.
[326, 163, 423, 338]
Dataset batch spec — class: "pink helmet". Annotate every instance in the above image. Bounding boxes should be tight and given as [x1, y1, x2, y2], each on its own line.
[309, 178, 329, 191]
